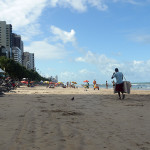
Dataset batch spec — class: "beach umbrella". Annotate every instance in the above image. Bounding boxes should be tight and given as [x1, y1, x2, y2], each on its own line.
[49, 82, 55, 84]
[83, 80, 89, 83]
[0, 68, 5, 73]
[72, 81, 77, 84]
[21, 81, 28, 84]
[58, 82, 63, 84]
[44, 81, 49, 84]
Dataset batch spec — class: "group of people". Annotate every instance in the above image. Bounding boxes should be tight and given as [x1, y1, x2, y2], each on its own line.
[0, 68, 127, 99]
[0, 77, 20, 94]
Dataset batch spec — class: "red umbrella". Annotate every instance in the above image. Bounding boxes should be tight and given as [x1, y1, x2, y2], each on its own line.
[49, 82, 55, 84]
[83, 80, 89, 83]
[21, 81, 28, 84]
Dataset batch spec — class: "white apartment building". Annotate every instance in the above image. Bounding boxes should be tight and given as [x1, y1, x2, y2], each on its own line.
[12, 47, 22, 64]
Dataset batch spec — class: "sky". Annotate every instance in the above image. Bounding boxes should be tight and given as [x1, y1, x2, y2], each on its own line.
[0, 0, 150, 84]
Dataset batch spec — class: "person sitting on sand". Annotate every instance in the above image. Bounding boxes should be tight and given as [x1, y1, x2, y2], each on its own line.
[111, 68, 125, 99]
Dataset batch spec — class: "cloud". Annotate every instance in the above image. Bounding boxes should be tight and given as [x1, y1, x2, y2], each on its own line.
[25, 40, 68, 60]
[112, 0, 145, 5]
[0, 0, 148, 31]
[49, 0, 108, 12]
[75, 57, 85, 62]
[87, 0, 108, 11]
[76, 51, 118, 74]
[79, 68, 95, 74]
[1, 0, 147, 42]
[0, 0, 48, 41]
[130, 34, 150, 44]
[19, 24, 42, 41]
[75, 51, 150, 82]
[0, 0, 47, 29]
[48, 0, 149, 12]
[50, 25, 76, 44]
[59, 69, 96, 83]
[59, 71, 78, 82]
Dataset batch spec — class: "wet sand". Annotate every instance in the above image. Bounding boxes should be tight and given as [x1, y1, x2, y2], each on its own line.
[0, 86, 150, 150]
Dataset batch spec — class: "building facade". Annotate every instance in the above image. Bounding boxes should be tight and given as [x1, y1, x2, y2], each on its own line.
[23, 52, 35, 70]
[0, 21, 7, 57]
[0, 21, 12, 58]
[12, 33, 24, 64]
[6, 24, 12, 58]
[12, 47, 22, 64]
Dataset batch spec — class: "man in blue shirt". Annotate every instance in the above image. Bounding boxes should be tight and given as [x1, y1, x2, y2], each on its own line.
[111, 68, 125, 99]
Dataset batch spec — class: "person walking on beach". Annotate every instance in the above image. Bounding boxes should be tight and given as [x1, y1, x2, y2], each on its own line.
[111, 68, 125, 99]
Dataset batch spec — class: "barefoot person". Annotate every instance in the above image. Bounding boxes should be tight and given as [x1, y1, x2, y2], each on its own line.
[111, 68, 125, 99]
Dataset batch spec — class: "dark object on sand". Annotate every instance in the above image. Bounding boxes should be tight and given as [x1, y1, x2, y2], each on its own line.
[71, 97, 74, 101]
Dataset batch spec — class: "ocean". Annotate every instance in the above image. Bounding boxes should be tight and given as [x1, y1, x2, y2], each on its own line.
[79, 82, 150, 90]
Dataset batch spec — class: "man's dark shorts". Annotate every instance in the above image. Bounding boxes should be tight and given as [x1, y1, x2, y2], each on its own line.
[115, 82, 124, 92]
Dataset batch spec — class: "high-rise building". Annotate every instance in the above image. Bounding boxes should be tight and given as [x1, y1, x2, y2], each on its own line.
[0, 21, 6, 48]
[12, 47, 22, 64]
[0, 21, 7, 57]
[6, 24, 12, 58]
[0, 21, 12, 58]
[12, 33, 21, 49]
[29, 53, 35, 70]
[23, 52, 35, 70]
[12, 33, 24, 64]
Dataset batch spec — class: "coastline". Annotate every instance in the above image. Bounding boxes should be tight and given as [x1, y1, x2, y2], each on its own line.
[6, 85, 150, 95]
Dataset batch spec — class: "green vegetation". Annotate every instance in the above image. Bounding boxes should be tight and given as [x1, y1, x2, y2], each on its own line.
[0, 56, 48, 81]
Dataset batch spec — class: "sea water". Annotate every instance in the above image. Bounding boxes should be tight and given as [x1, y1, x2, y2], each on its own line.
[80, 82, 150, 90]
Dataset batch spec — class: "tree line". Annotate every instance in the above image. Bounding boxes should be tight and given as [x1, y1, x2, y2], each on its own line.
[0, 56, 48, 81]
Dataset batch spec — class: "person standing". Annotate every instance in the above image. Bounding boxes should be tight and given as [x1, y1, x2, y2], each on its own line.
[67, 82, 69, 88]
[111, 68, 125, 99]
[93, 80, 96, 85]
[93, 80, 96, 89]
[112, 80, 115, 89]
[106, 81, 108, 89]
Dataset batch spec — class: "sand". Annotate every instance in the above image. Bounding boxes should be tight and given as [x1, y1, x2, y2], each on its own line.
[0, 86, 150, 150]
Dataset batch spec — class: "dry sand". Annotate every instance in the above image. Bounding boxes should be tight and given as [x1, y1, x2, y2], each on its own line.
[0, 86, 150, 150]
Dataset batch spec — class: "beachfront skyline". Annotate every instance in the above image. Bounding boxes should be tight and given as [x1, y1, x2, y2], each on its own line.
[0, 0, 150, 84]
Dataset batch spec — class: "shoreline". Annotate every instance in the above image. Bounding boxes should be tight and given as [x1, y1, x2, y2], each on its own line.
[5, 85, 150, 95]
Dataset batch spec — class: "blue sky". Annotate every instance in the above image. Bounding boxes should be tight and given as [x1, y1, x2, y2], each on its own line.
[1, 0, 150, 84]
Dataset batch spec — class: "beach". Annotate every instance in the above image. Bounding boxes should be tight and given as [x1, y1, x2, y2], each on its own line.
[0, 86, 150, 150]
